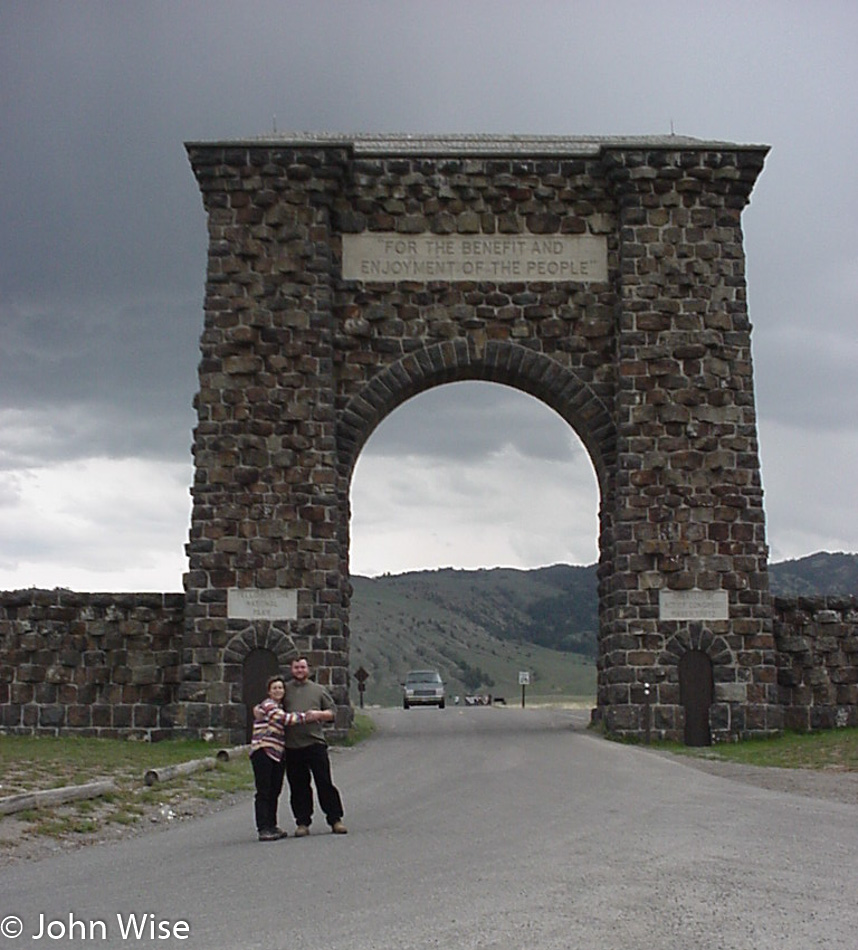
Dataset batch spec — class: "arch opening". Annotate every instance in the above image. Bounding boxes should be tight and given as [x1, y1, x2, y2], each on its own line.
[337, 340, 616, 500]
[347, 380, 601, 707]
[350, 380, 601, 576]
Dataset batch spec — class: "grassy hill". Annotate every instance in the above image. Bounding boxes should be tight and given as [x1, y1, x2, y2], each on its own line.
[349, 553, 858, 708]
[349, 569, 596, 707]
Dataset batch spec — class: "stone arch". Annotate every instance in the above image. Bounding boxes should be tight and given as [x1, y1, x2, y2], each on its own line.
[223, 627, 299, 698]
[659, 626, 734, 677]
[184, 133, 778, 744]
[660, 627, 733, 745]
[221, 628, 299, 742]
[336, 338, 616, 496]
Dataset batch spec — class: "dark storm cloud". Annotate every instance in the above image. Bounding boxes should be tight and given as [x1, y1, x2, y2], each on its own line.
[1, 294, 200, 465]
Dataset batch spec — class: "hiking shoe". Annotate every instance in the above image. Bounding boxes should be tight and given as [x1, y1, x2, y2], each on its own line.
[331, 820, 348, 835]
[258, 829, 282, 842]
[294, 825, 310, 837]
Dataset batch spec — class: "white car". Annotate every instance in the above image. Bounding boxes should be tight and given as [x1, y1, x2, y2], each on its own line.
[402, 670, 446, 709]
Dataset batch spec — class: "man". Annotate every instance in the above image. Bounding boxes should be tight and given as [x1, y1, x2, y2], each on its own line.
[283, 656, 348, 835]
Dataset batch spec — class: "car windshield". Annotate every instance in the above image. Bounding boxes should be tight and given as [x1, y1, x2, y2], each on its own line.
[407, 671, 441, 684]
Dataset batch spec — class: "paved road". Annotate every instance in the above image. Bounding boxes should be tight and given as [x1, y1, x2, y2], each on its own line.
[2, 707, 856, 950]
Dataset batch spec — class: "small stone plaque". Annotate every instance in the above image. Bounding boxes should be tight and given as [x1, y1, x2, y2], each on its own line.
[659, 589, 729, 621]
[342, 233, 608, 283]
[227, 588, 298, 621]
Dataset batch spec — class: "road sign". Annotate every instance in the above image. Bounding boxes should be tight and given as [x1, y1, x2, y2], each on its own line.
[354, 666, 369, 708]
[518, 671, 531, 709]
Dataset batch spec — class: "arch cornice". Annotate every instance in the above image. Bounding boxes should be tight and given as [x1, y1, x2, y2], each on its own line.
[336, 339, 616, 494]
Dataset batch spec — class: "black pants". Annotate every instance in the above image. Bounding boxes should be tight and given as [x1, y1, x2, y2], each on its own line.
[251, 749, 286, 832]
[285, 743, 344, 827]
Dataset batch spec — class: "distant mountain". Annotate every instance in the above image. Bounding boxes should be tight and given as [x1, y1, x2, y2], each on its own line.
[349, 552, 857, 706]
[768, 552, 858, 597]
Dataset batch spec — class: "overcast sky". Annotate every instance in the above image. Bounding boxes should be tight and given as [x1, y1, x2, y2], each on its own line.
[1, 0, 856, 591]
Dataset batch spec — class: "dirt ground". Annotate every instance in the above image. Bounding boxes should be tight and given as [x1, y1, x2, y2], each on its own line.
[660, 751, 858, 806]
[3, 751, 857, 867]
[0, 787, 253, 866]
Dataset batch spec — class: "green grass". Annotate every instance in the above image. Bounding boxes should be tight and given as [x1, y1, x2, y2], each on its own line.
[0, 735, 223, 793]
[700, 728, 858, 771]
[642, 727, 858, 772]
[0, 738, 257, 843]
[27, 814, 99, 836]
[334, 712, 375, 746]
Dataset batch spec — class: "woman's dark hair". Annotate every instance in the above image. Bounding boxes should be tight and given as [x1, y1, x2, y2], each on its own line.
[266, 675, 286, 691]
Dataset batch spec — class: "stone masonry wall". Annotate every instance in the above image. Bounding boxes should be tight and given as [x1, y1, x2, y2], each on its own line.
[183, 141, 349, 743]
[775, 596, 858, 731]
[0, 590, 855, 739]
[600, 146, 774, 741]
[0, 590, 183, 738]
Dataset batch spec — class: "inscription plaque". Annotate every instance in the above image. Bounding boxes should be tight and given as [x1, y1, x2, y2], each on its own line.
[342, 233, 608, 283]
[659, 589, 729, 622]
[227, 588, 298, 621]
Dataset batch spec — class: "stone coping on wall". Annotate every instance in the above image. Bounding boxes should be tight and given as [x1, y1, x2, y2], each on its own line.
[773, 594, 858, 614]
[0, 589, 184, 602]
[184, 131, 770, 156]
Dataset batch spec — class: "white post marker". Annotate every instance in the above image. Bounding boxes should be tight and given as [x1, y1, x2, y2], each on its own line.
[518, 671, 531, 708]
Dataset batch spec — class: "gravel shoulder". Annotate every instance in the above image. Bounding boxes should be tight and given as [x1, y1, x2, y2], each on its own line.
[653, 750, 858, 806]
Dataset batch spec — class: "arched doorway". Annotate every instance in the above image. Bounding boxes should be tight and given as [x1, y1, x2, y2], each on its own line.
[679, 650, 714, 747]
[242, 648, 280, 743]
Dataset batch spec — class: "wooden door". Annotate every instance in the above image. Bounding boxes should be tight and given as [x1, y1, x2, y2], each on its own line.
[242, 648, 280, 743]
[679, 649, 714, 747]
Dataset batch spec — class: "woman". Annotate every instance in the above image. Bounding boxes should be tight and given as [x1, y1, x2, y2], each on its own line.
[251, 675, 320, 841]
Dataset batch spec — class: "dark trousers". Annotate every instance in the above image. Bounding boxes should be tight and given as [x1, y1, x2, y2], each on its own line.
[251, 749, 286, 832]
[285, 743, 344, 827]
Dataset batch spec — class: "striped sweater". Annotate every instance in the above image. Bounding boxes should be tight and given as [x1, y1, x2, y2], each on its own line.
[251, 698, 307, 762]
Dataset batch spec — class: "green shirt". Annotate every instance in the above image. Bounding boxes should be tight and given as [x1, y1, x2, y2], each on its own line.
[283, 678, 335, 748]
